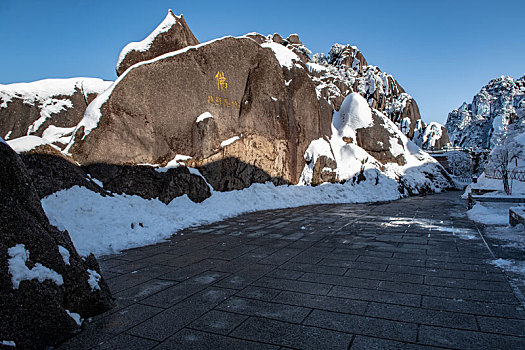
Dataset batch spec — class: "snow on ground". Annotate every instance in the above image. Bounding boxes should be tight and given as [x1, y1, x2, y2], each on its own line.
[484, 224, 525, 249]
[467, 202, 513, 225]
[42, 177, 401, 257]
[464, 174, 525, 198]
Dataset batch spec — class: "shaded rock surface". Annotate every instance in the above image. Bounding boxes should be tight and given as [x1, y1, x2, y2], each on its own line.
[20, 145, 105, 199]
[84, 163, 211, 203]
[116, 10, 200, 76]
[0, 140, 112, 349]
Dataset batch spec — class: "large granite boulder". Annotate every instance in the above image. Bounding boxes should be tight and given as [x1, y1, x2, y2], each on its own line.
[355, 110, 407, 166]
[70, 36, 324, 188]
[0, 140, 112, 349]
[0, 78, 111, 150]
[116, 10, 200, 76]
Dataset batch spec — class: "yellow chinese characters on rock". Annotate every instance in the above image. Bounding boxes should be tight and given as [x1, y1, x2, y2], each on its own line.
[215, 71, 227, 91]
[207, 71, 240, 109]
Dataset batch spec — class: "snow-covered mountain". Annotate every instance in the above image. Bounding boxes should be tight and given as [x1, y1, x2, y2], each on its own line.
[252, 34, 450, 149]
[446, 75, 525, 149]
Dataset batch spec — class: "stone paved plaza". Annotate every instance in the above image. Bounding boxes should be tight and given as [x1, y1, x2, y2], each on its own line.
[59, 192, 525, 349]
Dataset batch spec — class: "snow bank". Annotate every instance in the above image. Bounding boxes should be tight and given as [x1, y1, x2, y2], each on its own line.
[42, 178, 401, 257]
[467, 203, 510, 225]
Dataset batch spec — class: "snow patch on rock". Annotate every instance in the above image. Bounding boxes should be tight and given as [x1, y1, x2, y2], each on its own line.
[261, 42, 301, 69]
[87, 269, 101, 291]
[116, 10, 179, 72]
[58, 245, 70, 265]
[65, 309, 83, 326]
[7, 244, 64, 290]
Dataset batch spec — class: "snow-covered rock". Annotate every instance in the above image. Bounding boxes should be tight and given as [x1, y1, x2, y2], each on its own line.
[0, 77, 111, 151]
[300, 93, 453, 194]
[446, 75, 525, 149]
[0, 140, 112, 349]
[116, 9, 199, 76]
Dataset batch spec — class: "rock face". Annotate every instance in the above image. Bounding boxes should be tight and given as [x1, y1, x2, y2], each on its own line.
[0, 78, 111, 150]
[421, 122, 450, 150]
[20, 145, 106, 199]
[446, 75, 525, 149]
[116, 10, 200, 76]
[70, 36, 324, 189]
[356, 110, 407, 166]
[0, 140, 112, 349]
[84, 163, 211, 203]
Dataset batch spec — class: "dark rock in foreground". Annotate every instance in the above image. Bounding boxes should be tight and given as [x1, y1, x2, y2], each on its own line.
[0, 140, 112, 349]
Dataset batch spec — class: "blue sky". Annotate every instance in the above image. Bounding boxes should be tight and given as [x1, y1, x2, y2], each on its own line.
[0, 0, 523, 125]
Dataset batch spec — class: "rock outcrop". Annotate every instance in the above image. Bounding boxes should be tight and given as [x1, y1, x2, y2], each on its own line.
[0, 78, 111, 150]
[116, 10, 200, 76]
[0, 140, 112, 349]
[84, 163, 211, 203]
[421, 122, 450, 150]
[69, 36, 324, 189]
[446, 75, 525, 149]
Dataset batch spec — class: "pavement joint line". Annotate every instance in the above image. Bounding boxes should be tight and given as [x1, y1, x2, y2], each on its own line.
[473, 221, 525, 309]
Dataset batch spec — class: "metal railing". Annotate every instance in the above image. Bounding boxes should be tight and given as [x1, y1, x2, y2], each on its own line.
[485, 168, 525, 182]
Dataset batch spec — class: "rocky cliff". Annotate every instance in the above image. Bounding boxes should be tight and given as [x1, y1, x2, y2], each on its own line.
[446, 75, 525, 149]
[0, 140, 112, 349]
[2, 10, 453, 199]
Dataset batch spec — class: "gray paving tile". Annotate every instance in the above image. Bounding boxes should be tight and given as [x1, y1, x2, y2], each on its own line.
[422, 295, 525, 318]
[230, 317, 353, 349]
[419, 325, 525, 349]
[365, 302, 477, 330]
[236, 286, 282, 302]
[216, 296, 311, 323]
[252, 276, 332, 295]
[299, 272, 380, 289]
[140, 271, 229, 308]
[155, 328, 279, 349]
[273, 290, 368, 314]
[189, 310, 248, 335]
[128, 287, 236, 341]
[304, 309, 418, 342]
[476, 316, 525, 336]
[92, 334, 158, 349]
[350, 335, 441, 350]
[329, 285, 422, 307]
